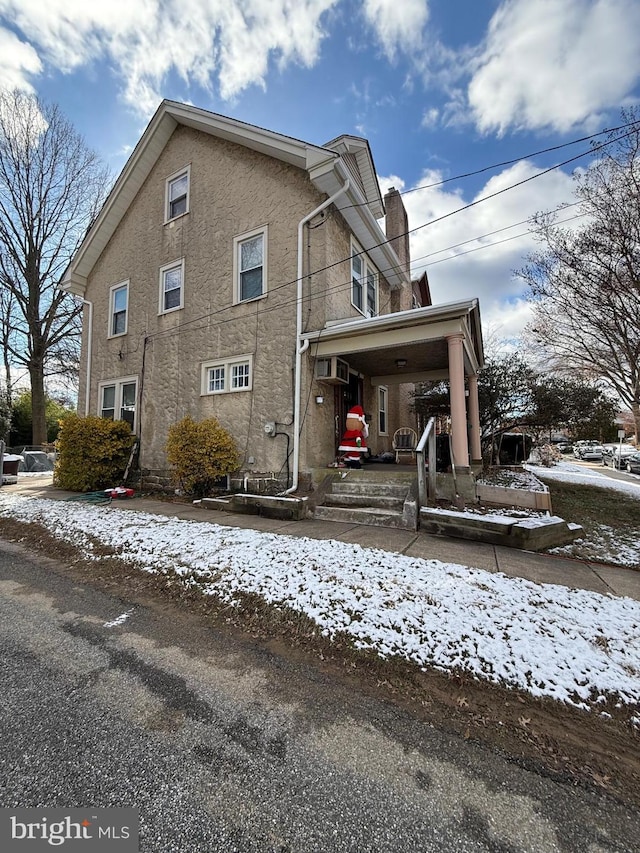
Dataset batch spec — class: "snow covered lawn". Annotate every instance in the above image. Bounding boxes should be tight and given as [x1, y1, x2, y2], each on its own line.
[526, 460, 640, 567]
[1, 491, 639, 726]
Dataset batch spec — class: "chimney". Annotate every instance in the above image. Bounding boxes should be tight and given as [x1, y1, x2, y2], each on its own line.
[384, 187, 410, 277]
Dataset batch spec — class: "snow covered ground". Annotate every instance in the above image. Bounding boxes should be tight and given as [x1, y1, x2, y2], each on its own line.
[525, 460, 640, 567]
[0, 484, 639, 726]
[526, 458, 640, 498]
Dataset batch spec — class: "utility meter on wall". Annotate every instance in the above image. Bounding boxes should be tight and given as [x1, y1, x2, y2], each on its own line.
[263, 422, 276, 436]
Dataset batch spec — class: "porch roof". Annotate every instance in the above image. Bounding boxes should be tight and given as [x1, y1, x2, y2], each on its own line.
[300, 299, 484, 385]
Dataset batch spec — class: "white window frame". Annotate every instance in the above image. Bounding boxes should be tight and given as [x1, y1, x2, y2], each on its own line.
[201, 354, 254, 396]
[351, 240, 378, 318]
[164, 165, 190, 223]
[378, 385, 388, 435]
[159, 258, 185, 315]
[233, 226, 268, 304]
[98, 376, 138, 432]
[108, 280, 129, 338]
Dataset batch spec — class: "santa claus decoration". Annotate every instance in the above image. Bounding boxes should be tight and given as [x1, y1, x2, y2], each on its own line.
[338, 405, 369, 469]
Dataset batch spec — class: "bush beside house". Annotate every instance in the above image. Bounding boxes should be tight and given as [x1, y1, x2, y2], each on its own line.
[166, 415, 239, 498]
[54, 415, 136, 492]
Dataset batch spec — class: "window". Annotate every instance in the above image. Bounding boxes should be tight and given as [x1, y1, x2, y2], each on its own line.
[201, 355, 253, 395]
[378, 386, 388, 435]
[351, 252, 363, 311]
[351, 242, 378, 317]
[109, 281, 128, 337]
[165, 166, 190, 221]
[234, 227, 267, 302]
[159, 259, 184, 314]
[99, 377, 138, 431]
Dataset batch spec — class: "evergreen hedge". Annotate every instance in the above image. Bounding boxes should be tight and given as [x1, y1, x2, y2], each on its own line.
[166, 415, 239, 497]
[54, 415, 136, 492]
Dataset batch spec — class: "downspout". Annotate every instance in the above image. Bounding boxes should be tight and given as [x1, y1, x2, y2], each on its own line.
[284, 176, 350, 494]
[80, 298, 93, 417]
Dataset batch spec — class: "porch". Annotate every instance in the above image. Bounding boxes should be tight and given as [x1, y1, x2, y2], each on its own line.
[302, 299, 485, 473]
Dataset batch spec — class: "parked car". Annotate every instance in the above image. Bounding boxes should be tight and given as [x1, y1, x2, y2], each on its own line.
[603, 444, 637, 469]
[626, 452, 640, 474]
[557, 441, 573, 454]
[576, 441, 604, 461]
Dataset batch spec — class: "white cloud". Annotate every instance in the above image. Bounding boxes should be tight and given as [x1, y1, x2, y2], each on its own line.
[421, 107, 439, 129]
[380, 161, 577, 338]
[363, 0, 429, 59]
[0, 26, 42, 92]
[0, 0, 338, 114]
[468, 0, 640, 134]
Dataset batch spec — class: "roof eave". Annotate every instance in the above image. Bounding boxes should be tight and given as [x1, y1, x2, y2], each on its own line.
[309, 159, 409, 290]
[62, 100, 337, 288]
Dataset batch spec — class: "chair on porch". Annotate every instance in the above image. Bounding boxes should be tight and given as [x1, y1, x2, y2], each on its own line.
[392, 428, 418, 464]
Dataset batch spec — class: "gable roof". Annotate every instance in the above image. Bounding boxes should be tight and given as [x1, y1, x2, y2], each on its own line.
[61, 100, 408, 295]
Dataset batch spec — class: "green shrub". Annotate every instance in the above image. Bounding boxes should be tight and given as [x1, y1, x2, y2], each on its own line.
[54, 415, 136, 492]
[166, 414, 239, 497]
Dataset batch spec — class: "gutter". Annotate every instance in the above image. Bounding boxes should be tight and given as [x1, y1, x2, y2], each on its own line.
[284, 175, 350, 495]
[81, 298, 93, 416]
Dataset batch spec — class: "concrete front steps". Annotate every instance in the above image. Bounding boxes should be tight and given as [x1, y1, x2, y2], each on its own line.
[312, 471, 418, 530]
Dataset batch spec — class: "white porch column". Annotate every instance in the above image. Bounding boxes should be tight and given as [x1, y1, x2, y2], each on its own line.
[467, 373, 482, 463]
[447, 333, 470, 469]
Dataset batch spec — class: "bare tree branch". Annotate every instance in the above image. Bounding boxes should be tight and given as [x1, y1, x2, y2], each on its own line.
[0, 91, 111, 443]
[519, 107, 640, 439]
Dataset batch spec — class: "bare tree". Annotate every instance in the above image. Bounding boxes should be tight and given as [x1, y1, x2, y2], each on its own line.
[0, 283, 18, 402]
[0, 91, 110, 444]
[519, 108, 640, 439]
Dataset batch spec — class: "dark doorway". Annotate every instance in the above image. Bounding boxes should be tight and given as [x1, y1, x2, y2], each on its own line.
[334, 372, 363, 452]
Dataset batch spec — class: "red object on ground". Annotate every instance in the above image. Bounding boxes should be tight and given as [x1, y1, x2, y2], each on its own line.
[104, 487, 135, 499]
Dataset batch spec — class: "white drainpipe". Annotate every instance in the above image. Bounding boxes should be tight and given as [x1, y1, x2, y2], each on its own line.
[285, 176, 350, 495]
[81, 298, 93, 416]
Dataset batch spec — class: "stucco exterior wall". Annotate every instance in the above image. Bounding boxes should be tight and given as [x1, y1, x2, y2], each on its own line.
[82, 125, 334, 475]
[82, 124, 402, 481]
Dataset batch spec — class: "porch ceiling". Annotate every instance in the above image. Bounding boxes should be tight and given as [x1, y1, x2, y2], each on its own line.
[301, 300, 484, 385]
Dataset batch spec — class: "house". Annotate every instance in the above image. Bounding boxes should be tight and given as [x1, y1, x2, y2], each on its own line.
[61, 100, 484, 497]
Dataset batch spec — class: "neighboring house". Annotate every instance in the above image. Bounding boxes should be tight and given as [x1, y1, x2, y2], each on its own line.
[61, 100, 484, 493]
[412, 270, 432, 309]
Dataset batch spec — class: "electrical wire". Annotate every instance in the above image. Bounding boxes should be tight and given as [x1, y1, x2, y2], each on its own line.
[144, 124, 637, 346]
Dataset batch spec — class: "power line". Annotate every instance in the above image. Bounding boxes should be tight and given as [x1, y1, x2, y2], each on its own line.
[335, 118, 640, 215]
[145, 125, 638, 344]
[414, 201, 582, 263]
[422, 212, 586, 268]
[401, 119, 640, 193]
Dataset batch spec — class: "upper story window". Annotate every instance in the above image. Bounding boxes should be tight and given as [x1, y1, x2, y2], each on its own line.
[159, 259, 184, 314]
[165, 166, 190, 222]
[234, 226, 267, 303]
[201, 354, 253, 395]
[351, 242, 378, 318]
[99, 376, 138, 431]
[109, 281, 129, 337]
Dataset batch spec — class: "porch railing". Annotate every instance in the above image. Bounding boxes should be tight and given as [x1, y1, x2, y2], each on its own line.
[415, 417, 436, 508]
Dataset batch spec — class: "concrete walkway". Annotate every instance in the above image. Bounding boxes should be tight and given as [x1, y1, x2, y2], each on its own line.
[5, 475, 640, 602]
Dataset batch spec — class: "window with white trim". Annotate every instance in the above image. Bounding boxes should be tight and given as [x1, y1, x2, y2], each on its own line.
[234, 227, 267, 302]
[109, 281, 129, 337]
[165, 166, 190, 221]
[351, 241, 378, 317]
[159, 259, 184, 314]
[99, 377, 137, 431]
[378, 386, 388, 435]
[201, 355, 253, 395]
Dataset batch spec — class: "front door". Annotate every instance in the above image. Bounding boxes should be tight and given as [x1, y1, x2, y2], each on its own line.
[334, 372, 363, 453]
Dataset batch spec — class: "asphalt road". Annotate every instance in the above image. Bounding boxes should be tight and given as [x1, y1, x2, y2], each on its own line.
[1, 541, 639, 853]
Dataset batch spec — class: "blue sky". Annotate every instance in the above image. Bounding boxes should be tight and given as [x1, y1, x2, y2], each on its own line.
[1, 0, 640, 343]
